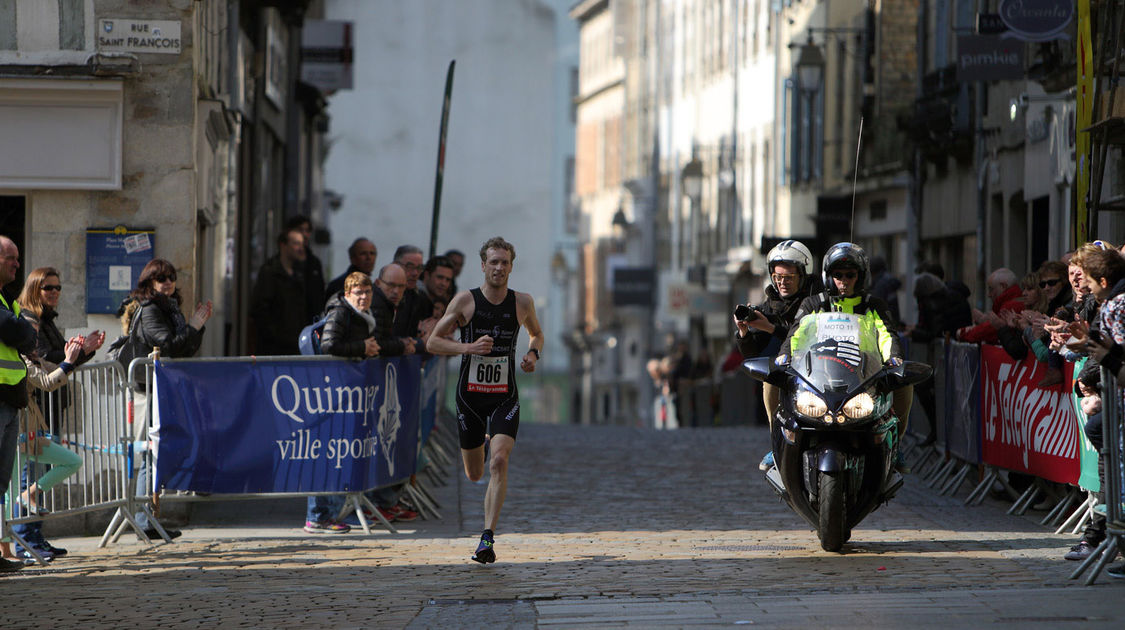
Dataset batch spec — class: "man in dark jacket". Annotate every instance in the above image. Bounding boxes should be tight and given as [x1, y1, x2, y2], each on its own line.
[733, 239, 818, 471]
[367, 263, 420, 523]
[909, 272, 972, 445]
[371, 264, 416, 357]
[869, 255, 902, 326]
[287, 215, 326, 323]
[392, 245, 430, 343]
[251, 228, 309, 355]
[0, 235, 37, 573]
[325, 238, 377, 302]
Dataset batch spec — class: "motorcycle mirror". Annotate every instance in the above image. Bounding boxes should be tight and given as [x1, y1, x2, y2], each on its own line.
[740, 357, 772, 382]
[741, 356, 790, 386]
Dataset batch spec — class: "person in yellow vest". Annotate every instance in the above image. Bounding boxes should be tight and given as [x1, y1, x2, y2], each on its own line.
[785, 242, 914, 473]
[0, 235, 39, 574]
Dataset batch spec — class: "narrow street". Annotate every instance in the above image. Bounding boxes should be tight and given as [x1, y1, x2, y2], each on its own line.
[2, 423, 1121, 628]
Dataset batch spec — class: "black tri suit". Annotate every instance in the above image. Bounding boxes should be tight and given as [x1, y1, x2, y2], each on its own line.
[455, 288, 521, 449]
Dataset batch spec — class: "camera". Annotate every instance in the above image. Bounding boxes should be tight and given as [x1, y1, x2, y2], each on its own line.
[734, 304, 755, 322]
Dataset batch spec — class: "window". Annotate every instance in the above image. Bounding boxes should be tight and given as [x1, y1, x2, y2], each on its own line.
[781, 79, 791, 185]
[789, 75, 824, 185]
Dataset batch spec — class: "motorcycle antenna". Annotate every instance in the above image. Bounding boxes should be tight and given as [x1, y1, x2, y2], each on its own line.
[849, 116, 864, 244]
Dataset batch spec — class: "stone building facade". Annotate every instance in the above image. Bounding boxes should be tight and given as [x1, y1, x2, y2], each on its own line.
[0, 0, 334, 355]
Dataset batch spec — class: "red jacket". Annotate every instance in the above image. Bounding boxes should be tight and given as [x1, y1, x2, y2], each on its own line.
[956, 284, 1025, 344]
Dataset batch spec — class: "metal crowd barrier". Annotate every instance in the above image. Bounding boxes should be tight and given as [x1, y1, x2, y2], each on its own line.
[1069, 365, 1125, 584]
[1, 360, 131, 565]
[718, 371, 762, 426]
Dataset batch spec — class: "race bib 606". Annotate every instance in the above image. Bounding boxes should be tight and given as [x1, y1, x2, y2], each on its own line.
[468, 355, 509, 393]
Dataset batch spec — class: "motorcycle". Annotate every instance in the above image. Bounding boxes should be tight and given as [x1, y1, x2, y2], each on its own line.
[742, 311, 932, 552]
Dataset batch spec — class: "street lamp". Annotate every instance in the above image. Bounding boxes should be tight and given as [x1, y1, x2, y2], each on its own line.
[611, 205, 631, 243]
[795, 36, 825, 94]
[681, 157, 704, 266]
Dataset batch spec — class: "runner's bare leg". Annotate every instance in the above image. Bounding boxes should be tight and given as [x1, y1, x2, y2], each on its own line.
[461, 444, 486, 482]
[484, 434, 515, 531]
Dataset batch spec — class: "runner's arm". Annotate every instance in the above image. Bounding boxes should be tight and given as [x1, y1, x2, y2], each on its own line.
[426, 291, 472, 355]
[518, 292, 543, 372]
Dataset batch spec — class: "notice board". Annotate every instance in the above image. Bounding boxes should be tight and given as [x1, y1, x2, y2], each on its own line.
[86, 226, 155, 314]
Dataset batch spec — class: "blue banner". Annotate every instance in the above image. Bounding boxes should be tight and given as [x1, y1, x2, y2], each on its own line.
[945, 341, 981, 463]
[154, 356, 421, 494]
[420, 357, 441, 445]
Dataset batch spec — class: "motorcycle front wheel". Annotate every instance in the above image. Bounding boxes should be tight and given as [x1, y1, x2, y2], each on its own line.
[817, 471, 850, 552]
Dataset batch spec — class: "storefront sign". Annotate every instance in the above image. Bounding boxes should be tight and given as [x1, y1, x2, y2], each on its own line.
[976, 13, 1008, 34]
[301, 20, 354, 92]
[86, 226, 155, 314]
[956, 35, 1025, 82]
[666, 284, 726, 316]
[98, 19, 181, 54]
[998, 0, 1074, 42]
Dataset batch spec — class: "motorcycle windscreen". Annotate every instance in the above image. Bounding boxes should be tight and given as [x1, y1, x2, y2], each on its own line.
[790, 312, 883, 393]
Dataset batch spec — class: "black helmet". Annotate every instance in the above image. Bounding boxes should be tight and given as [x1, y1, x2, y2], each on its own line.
[822, 242, 870, 295]
[765, 240, 813, 292]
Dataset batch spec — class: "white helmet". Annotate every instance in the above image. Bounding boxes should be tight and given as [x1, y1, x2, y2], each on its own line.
[766, 239, 813, 292]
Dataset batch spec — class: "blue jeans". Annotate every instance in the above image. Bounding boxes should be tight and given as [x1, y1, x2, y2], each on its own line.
[369, 483, 405, 510]
[306, 495, 345, 523]
[0, 402, 17, 492]
[11, 462, 45, 545]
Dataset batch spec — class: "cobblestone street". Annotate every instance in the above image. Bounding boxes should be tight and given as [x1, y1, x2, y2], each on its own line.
[2, 423, 1122, 628]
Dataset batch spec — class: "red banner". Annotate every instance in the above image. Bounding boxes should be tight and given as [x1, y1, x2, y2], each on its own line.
[980, 345, 1080, 484]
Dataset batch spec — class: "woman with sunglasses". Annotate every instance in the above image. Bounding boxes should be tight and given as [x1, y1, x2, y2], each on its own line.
[17, 267, 106, 367]
[7, 268, 106, 559]
[786, 242, 914, 472]
[120, 258, 212, 539]
[1037, 261, 1072, 315]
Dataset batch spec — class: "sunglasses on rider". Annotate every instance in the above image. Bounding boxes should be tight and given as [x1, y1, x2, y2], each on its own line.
[831, 270, 858, 280]
[40, 284, 62, 292]
[153, 273, 176, 283]
[1039, 278, 1061, 288]
[771, 273, 799, 283]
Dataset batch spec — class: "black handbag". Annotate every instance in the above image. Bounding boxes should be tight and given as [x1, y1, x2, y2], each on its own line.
[107, 311, 145, 376]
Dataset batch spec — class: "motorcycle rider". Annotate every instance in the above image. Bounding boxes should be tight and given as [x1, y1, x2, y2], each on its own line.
[732, 240, 821, 472]
[785, 242, 914, 473]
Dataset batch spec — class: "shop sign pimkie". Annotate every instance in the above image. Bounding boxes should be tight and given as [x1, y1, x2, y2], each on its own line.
[997, 0, 1074, 42]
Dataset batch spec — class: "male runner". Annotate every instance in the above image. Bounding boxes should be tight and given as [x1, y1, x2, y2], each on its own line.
[426, 236, 543, 563]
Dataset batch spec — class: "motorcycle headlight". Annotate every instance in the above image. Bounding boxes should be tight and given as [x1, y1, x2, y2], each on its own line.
[795, 390, 828, 418]
[843, 391, 875, 419]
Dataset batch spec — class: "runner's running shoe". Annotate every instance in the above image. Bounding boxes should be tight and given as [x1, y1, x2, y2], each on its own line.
[471, 536, 496, 564]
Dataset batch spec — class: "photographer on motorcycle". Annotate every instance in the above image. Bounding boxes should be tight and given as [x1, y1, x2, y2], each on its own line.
[785, 242, 914, 473]
[732, 240, 821, 472]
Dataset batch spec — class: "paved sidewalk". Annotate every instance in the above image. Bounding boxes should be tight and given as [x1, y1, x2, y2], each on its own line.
[1, 423, 1122, 628]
